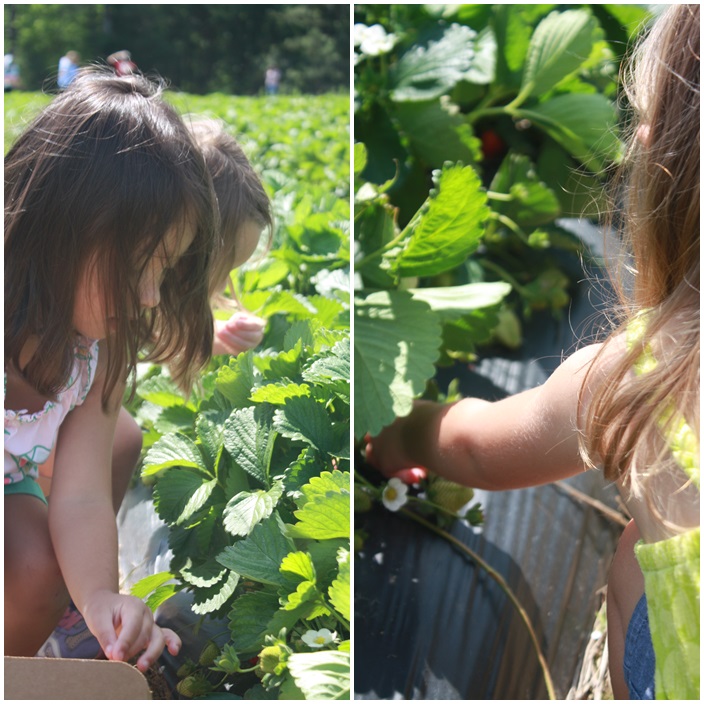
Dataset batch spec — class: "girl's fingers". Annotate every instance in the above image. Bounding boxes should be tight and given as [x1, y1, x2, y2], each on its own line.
[365, 436, 426, 483]
[223, 329, 263, 346]
[135, 626, 166, 673]
[162, 627, 182, 656]
[87, 613, 118, 661]
[226, 313, 265, 332]
[135, 627, 181, 672]
[113, 603, 151, 661]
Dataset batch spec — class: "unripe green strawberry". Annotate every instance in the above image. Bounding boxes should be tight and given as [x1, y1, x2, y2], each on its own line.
[428, 477, 474, 514]
[464, 504, 484, 526]
[213, 644, 241, 674]
[176, 674, 211, 698]
[258, 645, 283, 674]
[176, 660, 196, 679]
[199, 641, 220, 667]
[354, 529, 367, 553]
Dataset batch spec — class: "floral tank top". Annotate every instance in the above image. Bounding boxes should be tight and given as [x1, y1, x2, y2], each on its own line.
[4, 336, 99, 485]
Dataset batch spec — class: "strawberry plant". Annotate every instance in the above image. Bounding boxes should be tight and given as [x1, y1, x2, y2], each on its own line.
[133, 320, 350, 699]
[125, 92, 350, 700]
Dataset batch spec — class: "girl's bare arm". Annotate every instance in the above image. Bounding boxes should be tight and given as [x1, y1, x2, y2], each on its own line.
[48, 341, 180, 669]
[366, 342, 609, 490]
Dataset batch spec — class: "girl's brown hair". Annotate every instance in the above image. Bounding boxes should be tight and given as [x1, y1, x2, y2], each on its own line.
[5, 68, 217, 406]
[581, 5, 700, 503]
[187, 118, 273, 306]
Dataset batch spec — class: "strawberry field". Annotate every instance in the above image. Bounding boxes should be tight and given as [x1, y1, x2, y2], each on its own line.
[5, 90, 350, 699]
[136, 92, 350, 700]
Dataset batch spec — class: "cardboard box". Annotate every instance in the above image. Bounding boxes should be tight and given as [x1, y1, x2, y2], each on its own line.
[4, 656, 152, 700]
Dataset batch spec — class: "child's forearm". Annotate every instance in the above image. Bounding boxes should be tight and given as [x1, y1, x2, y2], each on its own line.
[369, 366, 589, 491]
[48, 496, 120, 612]
[369, 398, 496, 488]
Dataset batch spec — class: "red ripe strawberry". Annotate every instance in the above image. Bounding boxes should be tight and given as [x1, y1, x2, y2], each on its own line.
[480, 129, 505, 160]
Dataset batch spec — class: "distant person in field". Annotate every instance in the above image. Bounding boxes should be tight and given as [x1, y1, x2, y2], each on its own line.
[107, 50, 138, 77]
[265, 65, 281, 95]
[57, 51, 80, 89]
[4, 54, 21, 92]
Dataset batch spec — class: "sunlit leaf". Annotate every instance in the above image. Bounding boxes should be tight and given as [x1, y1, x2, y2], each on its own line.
[192, 570, 240, 615]
[408, 282, 511, 321]
[223, 482, 284, 537]
[354, 290, 442, 438]
[280, 551, 317, 582]
[287, 651, 350, 701]
[289, 485, 349, 540]
[390, 164, 489, 278]
[520, 9, 599, 98]
[391, 24, 482, 101]
[141, 433, 207, 477]
[328, 548, 350, 622]
[217, 513, 295, 586]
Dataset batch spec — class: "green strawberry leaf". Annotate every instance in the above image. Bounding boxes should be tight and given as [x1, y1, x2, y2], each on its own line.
[141, 433, 208, 478]
[217, 513, 295, 586]
[389, 163, 489, 278]
[280, 551, 317, 583]
[153, 468, 217, 525]
[390, 24, 484, 102]
[223, 406, 276, 486]
[354, 290, 442, 438]
[192, 570, 240, 616]
[287, 651, 350, 701]
[520, 9, 599, 100]
[289, 481, 350, 541]
[273, 396, 336, 455]
[328, 548, 350, 622]
[223, 481, 284, 537]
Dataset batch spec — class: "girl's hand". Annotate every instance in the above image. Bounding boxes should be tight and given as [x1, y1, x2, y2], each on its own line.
[82, 591, 181, 672]
[364, 403, 434, 484]
[365, 431, 427, 484]
[213, 313, 266, 356]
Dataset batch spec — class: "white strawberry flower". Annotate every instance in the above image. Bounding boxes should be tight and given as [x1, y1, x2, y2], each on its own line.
[354, 23, 397, 57]
[382, 477, 408, 511]
[302, 628, 336, 649]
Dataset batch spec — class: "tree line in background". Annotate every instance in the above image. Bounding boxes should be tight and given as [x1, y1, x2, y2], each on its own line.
[4, 4, 350, 95]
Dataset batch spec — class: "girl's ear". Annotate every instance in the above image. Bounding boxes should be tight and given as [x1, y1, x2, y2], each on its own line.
[636, 123, 651, 147]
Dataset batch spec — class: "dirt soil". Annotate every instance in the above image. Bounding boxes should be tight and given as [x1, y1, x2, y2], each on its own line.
[145, 664, 174, 699]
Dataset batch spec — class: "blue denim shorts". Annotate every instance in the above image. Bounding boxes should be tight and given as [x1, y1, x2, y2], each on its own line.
[623, 593, 655, 699]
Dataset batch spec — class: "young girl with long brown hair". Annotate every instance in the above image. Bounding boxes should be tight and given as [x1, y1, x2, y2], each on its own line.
[366, 5, 699, 698]
[5, 68, 218, 671]
[190, 117, 273, 357]
[33, 116, 275, 660]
